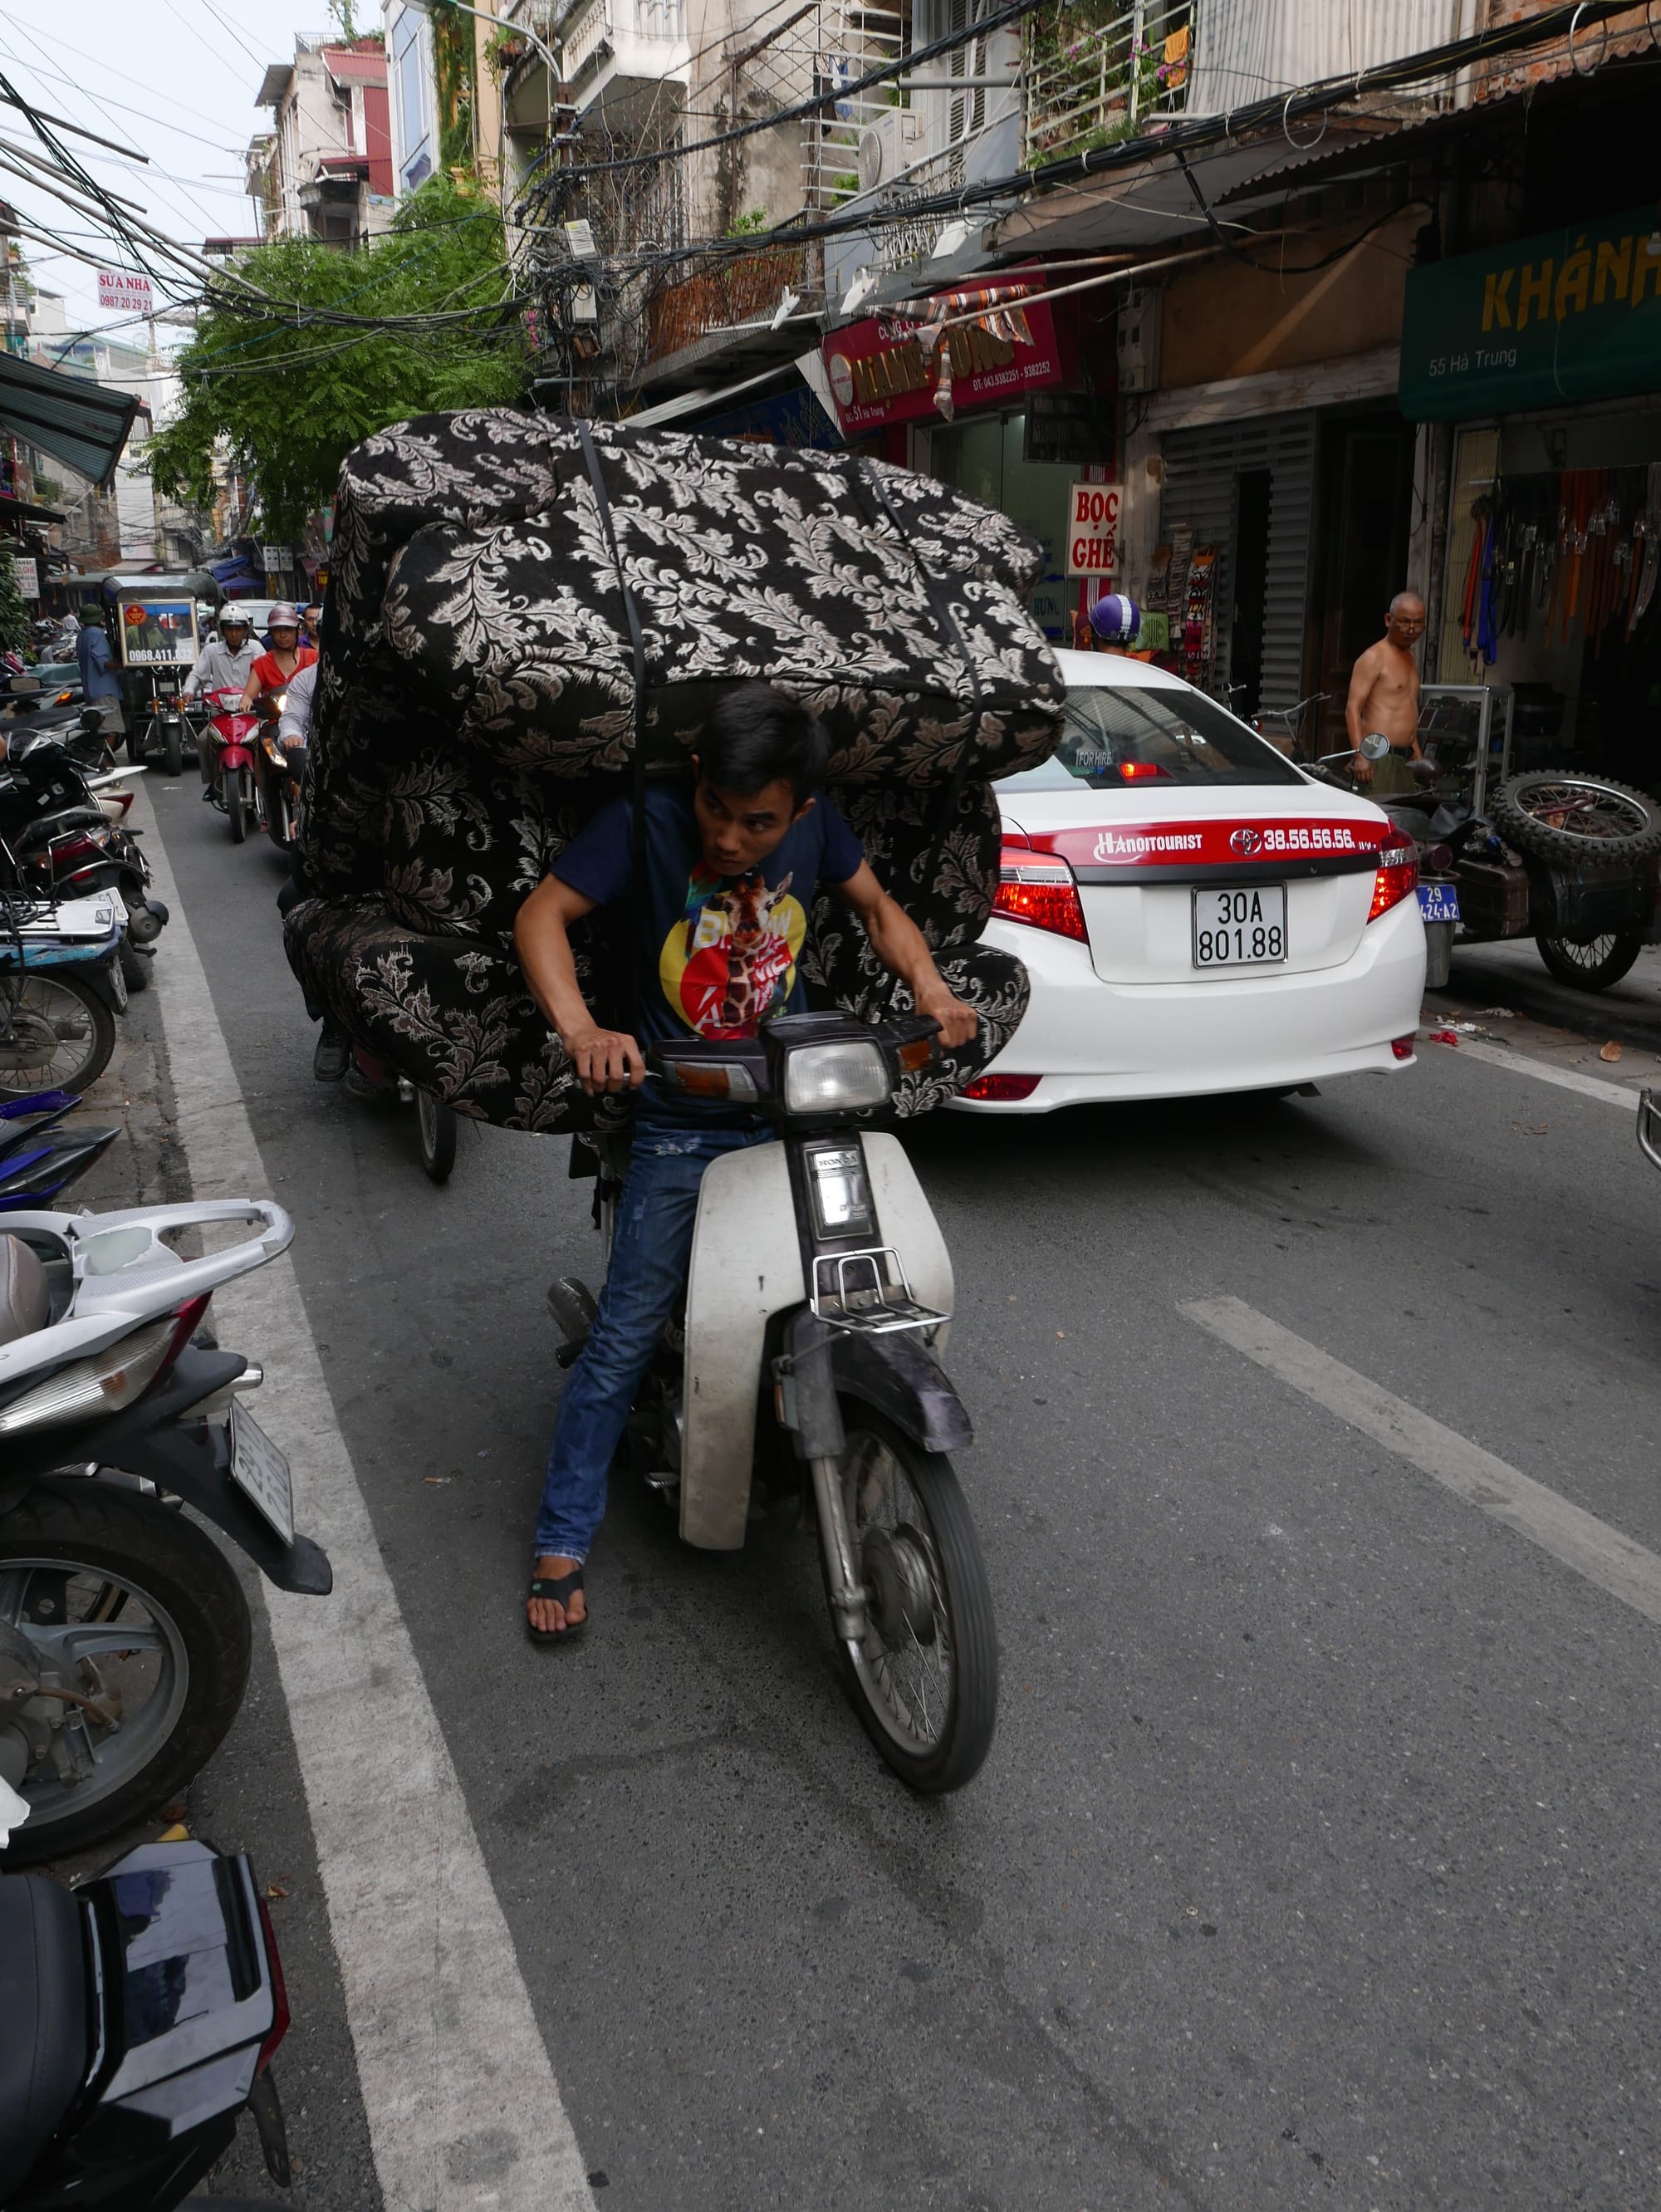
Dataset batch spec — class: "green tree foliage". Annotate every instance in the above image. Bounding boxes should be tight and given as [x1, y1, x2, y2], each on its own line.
[0, 550, 29, 654]
[148, 175, 525, 538]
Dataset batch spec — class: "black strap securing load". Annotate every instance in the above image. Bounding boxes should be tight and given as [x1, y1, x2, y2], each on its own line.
[862, 461, 987, 1014]
[577, 424, 652, 993]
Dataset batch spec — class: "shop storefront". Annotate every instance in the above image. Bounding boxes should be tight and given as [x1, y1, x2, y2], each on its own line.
[1400, 204, 1661, 790]
[820, 280, 1111, 643]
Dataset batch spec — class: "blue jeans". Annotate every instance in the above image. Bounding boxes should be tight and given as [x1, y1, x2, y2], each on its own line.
[533, 1117, 775, 1564]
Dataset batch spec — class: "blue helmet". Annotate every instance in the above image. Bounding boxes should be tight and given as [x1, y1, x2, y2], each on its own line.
[1089, 592, 1141, 645]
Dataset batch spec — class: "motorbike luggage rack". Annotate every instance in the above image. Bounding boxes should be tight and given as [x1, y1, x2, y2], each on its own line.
[811, 1246, 950, 1337]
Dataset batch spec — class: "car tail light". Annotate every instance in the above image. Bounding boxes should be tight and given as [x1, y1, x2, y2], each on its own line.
[1367, 826, 1418, 922]
[1117, 760, 1169, 782]
[994, 844, 1087, 942]
[1391, 1035, 1416, 1061]
[255, 1894, 291, 2074]
[962, 1072, 1041, 1101]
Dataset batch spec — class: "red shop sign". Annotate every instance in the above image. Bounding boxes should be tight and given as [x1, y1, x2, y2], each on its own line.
[821, 282, 1065, 433]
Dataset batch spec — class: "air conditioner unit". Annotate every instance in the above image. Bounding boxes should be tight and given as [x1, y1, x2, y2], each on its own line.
[856, 107, 926, 194]
[1116, 287, 1162, 395]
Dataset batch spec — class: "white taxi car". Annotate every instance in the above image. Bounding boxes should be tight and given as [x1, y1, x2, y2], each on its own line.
[960, 650, 1426, 1110]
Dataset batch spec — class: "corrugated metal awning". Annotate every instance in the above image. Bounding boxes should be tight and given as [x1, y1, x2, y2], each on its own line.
[0, 356, 140, 491]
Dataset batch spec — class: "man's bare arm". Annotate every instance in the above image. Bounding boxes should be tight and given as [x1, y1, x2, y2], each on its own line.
[1345, 644, 1381, 783]
[513, 875, 646, 1092]
[835, 861, 977, 1047]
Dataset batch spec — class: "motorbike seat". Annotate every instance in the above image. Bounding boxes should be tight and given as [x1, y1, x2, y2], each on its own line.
[0, 1873, 91, 2197]
[0, 1232, 49, 1344]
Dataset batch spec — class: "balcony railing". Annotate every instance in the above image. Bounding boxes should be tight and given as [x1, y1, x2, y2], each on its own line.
[1022, 0, 1190, 168]
[559, 0, 688, 87]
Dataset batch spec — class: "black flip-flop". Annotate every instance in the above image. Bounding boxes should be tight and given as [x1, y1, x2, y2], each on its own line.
[527, 1567, 587, 1646]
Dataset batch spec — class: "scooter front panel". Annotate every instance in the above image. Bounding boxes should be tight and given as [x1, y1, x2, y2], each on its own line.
[681, 1141, 805, 1550]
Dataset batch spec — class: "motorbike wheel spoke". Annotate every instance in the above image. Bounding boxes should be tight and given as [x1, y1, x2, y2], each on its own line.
[31, 1619, 167, 1664]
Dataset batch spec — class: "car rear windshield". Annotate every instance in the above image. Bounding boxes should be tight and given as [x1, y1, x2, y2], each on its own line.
[999, 683, 1307, 790]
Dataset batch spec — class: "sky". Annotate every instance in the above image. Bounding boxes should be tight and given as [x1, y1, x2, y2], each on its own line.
[0, 0, 346, 348]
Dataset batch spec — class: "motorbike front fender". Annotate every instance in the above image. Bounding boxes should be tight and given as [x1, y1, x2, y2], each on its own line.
[218, 743, 254, 775]
[7, 1349, 332, 1595]
[830, 1327, 973, 1454]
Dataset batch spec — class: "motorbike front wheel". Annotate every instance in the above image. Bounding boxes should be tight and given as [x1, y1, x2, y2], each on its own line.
[416, 1087, 457, 1182]
[0, 1478, 253, 1865]
[0, 974, 116, 1099]
[824, 1406, 998, 1793]
[227, 773, 248, 845]
[1535, 930, 1644, 991]
[161, 715, 183, 777]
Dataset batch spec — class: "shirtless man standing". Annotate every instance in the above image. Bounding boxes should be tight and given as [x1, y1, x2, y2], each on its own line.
[1345, 591, 1427, 794]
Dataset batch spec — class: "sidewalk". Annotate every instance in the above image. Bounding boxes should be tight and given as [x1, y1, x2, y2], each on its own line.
[1430, 936, 1661, 1053]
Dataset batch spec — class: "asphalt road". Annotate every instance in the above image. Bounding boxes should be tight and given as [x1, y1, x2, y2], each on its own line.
[79, 772, 1661, 2210]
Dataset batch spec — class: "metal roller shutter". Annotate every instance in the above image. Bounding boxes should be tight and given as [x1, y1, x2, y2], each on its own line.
[1159, 411, 1316, 714]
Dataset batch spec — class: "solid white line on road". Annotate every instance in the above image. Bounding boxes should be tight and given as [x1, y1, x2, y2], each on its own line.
[136, 787, 595, 2212]
[1429, 1032, 1642, 1109]
[1180, 1293, 1661, 1630]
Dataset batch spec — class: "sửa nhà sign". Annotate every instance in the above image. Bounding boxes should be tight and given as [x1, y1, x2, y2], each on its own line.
[97, 267, 154, 316]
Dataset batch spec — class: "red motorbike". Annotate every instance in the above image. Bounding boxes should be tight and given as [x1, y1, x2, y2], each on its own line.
[199, 685, 261, 844]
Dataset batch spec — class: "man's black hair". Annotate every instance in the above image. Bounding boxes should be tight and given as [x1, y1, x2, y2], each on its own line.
[698, 682, 828, 807]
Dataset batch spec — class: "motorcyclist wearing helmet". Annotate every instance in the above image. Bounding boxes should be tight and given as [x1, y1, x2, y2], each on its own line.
[238, 603, 315, 714]
[184, 610, 257, 704]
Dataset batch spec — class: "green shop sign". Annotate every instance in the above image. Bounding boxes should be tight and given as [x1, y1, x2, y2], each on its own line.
[1399, 205, 1661, 421]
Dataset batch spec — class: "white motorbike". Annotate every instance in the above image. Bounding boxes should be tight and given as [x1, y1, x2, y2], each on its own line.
[0, 1199, 331, 1862]
[553, 1011, 998, 1793]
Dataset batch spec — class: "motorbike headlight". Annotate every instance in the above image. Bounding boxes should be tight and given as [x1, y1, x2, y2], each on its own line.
[782, 1040, 891, 1116]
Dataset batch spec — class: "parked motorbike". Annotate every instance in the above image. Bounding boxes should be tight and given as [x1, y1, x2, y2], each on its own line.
[125, 669, 189, 777]
[345, 1045, 458, 1182]
[0, 721, 168, 991]
[0, 1197, 331, 1864]
[0, 1090, 118, 1211]
[0, 890, 127, 1101]
[198, 689, 261, 845]
[1639, 1089, 1661, 1174]
[0, 1832, 294, 2207]
[550, 1012, 997, 1794]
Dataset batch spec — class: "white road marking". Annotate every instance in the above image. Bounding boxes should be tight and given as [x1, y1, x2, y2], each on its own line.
[136, 787, 594, 2212]
[1430, 1032, 1641, 1109]
[1180, 1294, 1661, 1629]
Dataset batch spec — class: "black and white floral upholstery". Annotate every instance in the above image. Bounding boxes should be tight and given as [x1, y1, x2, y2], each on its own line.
[284, 411, 1061, 1132]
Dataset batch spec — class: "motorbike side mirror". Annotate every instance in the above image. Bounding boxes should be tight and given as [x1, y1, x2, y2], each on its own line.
[1357, 733, 1392, 762]
[79, 707, 101, 733]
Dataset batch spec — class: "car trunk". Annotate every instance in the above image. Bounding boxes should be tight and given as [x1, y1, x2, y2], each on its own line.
[1000, 785, 1387, 985]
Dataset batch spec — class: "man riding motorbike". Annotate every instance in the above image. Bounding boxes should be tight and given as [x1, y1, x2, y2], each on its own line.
[512, 683, 977, 1644]
[184, 609, 258, 790]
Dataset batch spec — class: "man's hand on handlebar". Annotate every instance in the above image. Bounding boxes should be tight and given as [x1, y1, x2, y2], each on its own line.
[561, 1023, 648, 1094]
[914, 984, 977, 1050]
